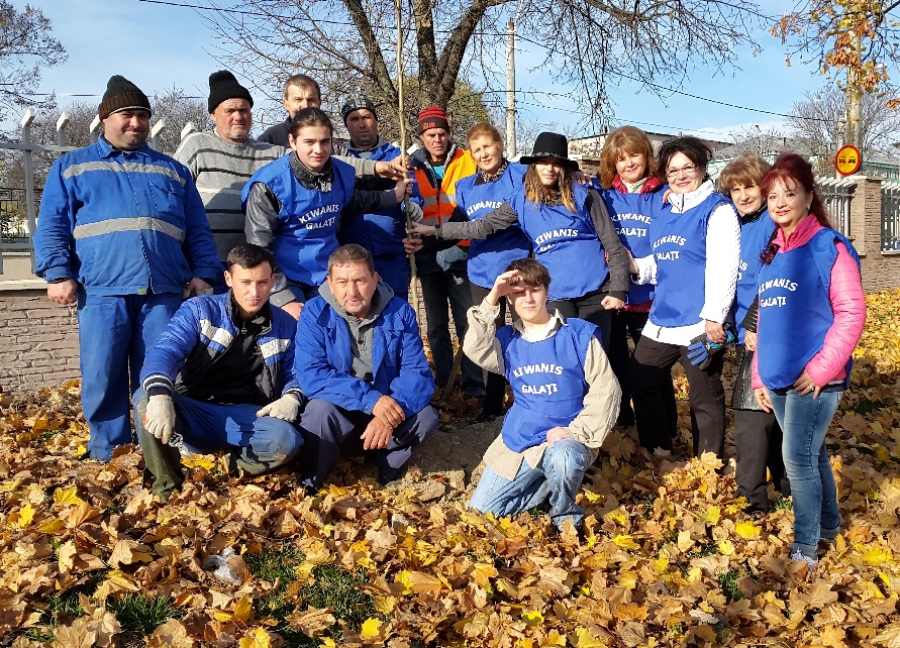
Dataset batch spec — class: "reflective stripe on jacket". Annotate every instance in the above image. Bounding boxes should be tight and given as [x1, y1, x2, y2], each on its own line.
[34, 138, 222, 295]
[140, 293, 300, 399]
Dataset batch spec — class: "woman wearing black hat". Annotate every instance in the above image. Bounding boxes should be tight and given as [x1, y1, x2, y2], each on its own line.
[409, 132, 630, 347]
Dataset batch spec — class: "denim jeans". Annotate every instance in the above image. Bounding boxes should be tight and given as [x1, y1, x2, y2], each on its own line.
[134, 389, 303, 499]
[468, 439, 592, 530]
[768, 387, 843, 558]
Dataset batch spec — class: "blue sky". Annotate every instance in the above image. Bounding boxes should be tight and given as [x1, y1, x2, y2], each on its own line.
[17, 0, 864, 141]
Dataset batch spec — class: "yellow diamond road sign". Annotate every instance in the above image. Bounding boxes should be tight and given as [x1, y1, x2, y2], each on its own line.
[835, 145, 861, 176]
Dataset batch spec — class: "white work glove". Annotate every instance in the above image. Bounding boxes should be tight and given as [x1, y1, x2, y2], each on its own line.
[404, 201, 424, 223]
[144, 394, 175, 444]
[256, 394, 300, 422]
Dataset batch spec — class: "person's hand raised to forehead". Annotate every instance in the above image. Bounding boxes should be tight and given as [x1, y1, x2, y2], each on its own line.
[486, 270, 523, 305]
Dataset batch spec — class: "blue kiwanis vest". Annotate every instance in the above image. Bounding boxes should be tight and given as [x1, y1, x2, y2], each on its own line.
[338, 140, 407, 258]
[455, 162, 531, 289]
[497, 318, 597, 452]
[756, 227, 860, 390]
[602, 187, 659, 305]
[648, 193, 734, 327]
[244, 156, 356, 286]
[512, 184, 608, 301]
[735, 213, 776, 342]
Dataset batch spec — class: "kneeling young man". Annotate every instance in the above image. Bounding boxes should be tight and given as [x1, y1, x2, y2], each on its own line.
[295, 244, 437, 491]
[136, 244, 304, 501]
[465, 259, 621, 531]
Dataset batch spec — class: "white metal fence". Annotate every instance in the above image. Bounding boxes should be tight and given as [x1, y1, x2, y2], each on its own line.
[817, 176, 855, 240]
[880, 182, 900, 251]
[0, 108, 197, 274]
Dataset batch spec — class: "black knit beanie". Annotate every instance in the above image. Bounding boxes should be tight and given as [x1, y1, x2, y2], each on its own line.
[98, 75, 151, 120]
[207, 70, 253, 113]
[341, 94, 378, 123]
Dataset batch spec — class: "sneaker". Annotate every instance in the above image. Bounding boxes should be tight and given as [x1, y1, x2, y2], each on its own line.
[790, 550, 818, 568]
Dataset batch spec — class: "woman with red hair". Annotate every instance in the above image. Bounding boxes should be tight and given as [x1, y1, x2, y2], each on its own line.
[750, 153, 866, 568]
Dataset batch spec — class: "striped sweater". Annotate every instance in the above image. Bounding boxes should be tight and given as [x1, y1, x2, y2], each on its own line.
[174, 131, 287, 260]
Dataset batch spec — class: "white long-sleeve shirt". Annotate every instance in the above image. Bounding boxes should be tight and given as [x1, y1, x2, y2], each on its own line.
[634, 181, 740, 347]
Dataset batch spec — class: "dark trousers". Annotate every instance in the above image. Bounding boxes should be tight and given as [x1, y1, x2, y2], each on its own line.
[630, 336, 725, 458]
[469, 283, 514, 416]
[420, 269, 484, 396]
[547, 287, 612, 350]
[608, 310, 677, 431]
[734, 410, 789, 512]
[298, 399, 438, 490]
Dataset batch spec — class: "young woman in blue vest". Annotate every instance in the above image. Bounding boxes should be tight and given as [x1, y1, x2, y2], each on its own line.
[464, 258, 620, 532]
[597, 126, 677, 434]
[750, 153, 865, 568]
[718, 154, 790, 514]
[628, 137, 741, 457]
[409, 132, 630, 349]
[243, 107, 411, 319]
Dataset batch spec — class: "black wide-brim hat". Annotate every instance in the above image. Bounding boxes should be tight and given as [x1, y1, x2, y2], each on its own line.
[519, 132, 579, 170]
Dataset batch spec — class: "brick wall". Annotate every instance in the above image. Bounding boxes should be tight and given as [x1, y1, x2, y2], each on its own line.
[849, 177, 900, 292]
[0, 289, 79, 394]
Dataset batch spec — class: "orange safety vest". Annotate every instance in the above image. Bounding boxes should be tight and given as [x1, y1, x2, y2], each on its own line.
[414, 148, 477, 239]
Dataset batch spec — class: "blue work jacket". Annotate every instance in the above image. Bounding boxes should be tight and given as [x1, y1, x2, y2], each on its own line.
[34, 138, 222, 295]
[294, 295, 435, 417]
[141, 293, 300, 400]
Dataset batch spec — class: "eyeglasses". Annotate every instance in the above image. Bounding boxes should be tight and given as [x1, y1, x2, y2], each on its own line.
[666, 163, 699, 178]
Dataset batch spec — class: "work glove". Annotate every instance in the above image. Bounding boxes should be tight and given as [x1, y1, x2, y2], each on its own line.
[687, 325, 736, 371]
[256, 393, 302, 422]
[144, 394, 175, 444]
[404, 201, 424, 223]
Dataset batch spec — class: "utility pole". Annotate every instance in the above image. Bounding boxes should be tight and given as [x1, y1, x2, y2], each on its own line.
[505, 20, 516, 157]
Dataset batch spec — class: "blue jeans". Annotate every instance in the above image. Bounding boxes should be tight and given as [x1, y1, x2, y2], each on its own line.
[134, 389, 303, 497]
[768, 387, 843, 558]
[78, 292, 182, 461]
[468, 439, 592, 530]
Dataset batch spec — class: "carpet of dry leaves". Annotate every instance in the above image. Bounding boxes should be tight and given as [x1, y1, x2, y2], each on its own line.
[2, 289, 900, 648]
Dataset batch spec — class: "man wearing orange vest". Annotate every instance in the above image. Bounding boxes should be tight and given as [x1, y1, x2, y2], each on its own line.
[408, 106, 485, 401]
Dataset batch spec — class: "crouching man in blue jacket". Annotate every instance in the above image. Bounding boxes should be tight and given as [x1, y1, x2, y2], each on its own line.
[295, 244, 438, 490]
[134, 244, 304, 501]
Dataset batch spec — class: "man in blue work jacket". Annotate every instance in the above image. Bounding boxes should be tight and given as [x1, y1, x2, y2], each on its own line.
[135, 244, 303, 502]
[337, 95, 411, 300]
[33, 75, 222, 462]
[295, 244, 438, 491]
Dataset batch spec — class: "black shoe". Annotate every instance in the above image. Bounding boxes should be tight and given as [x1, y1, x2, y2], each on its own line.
[475, 410, 500, 424]
[378, 467, 401, 486]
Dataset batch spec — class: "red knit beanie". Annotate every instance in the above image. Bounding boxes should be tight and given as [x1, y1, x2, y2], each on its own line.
[416, 105, 450, 135]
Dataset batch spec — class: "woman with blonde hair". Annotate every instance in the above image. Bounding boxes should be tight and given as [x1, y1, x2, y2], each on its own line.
[597, 126, 676, 432]
[718, 153, 789, 513]
[418, 122, 532, 419]
[410, 132, 630, 347]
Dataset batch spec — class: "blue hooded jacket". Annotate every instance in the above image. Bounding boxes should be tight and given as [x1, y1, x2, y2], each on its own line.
[294, 290, 435, 416]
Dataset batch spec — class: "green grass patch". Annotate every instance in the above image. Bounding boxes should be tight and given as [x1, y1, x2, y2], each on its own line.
[772, 496, 793, 511]
[717, 568, 744, 603]
[850, 400, 887, 415]
[107, 593, 183, 637]
[247, 543, 380, 648]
